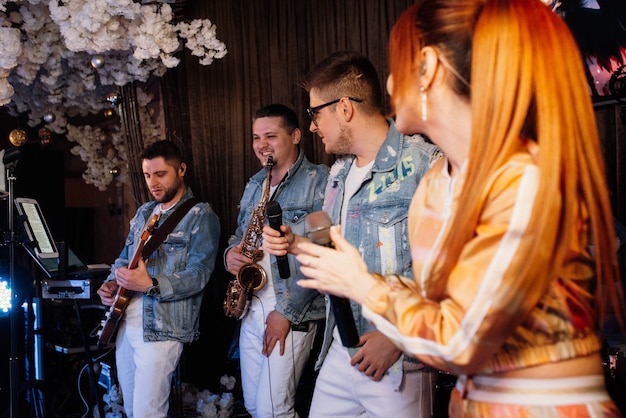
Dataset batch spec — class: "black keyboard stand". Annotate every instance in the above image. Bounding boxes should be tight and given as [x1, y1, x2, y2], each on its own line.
[73, 298, 106, 418]
[57, 241, 106, 418]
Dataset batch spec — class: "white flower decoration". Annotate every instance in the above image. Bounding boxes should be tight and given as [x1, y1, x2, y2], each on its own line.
[0, 0, 226, 190]
[219, 374, 236, 391]
[0, 76, 14, 106]
[176, 19, 228, 66]
[0, 27, 22, 69]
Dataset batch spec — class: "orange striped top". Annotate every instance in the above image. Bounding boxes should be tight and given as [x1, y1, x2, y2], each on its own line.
[362, 143, 601, 376]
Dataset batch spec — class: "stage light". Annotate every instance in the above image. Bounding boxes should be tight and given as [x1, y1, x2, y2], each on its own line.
[0, 279, 11, 316]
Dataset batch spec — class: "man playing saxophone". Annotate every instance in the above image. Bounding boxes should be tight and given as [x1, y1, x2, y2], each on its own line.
[224, 104, 328, 417]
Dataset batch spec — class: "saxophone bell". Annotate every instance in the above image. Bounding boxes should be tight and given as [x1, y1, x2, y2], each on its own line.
[237, 262, 267, 292]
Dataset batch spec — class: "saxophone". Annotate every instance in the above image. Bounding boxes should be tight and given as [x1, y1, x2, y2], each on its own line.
[224, 156, 274, 319]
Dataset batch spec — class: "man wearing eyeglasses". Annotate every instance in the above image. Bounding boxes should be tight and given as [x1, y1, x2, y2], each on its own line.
[263, 51, 441, 417]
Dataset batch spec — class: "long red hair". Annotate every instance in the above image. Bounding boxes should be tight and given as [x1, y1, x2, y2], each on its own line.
[388, 0, 623, 328]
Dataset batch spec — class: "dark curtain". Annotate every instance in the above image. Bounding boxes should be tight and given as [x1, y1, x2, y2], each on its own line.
[178, 0, 415, 239]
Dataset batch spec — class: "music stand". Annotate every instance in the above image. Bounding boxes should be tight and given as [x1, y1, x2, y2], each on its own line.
[14, 198, 59, 260]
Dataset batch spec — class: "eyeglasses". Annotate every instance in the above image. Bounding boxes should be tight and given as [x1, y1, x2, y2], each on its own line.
[306, 97, 363, 125]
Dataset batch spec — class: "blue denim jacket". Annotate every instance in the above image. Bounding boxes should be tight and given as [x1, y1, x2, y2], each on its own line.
[226, 150, 328, 323]
[106, 188, 221, 343]
[317, 119, 441, 369]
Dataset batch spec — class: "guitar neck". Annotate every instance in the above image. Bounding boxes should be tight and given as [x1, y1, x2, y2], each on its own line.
[126, 214, 158, 269]
[128, 242, 145, 270]
[97, 214, 159, 347]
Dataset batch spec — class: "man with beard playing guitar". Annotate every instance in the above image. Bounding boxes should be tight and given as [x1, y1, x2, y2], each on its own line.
[97, 140, 220, 418]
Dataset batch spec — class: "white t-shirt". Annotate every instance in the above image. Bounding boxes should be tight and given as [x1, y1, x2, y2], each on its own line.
[340, 159, 374, 230]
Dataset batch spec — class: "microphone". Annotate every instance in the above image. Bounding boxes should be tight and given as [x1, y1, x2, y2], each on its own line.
[305, 211, 359, 348]
[266, 201, 291, 279]
[2, 147, 22, 165]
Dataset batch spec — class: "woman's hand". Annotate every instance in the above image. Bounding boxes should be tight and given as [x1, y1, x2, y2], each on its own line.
[297, 225, 377, 305]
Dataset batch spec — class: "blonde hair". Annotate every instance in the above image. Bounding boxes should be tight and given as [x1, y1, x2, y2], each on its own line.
[390, 0, 623, 327]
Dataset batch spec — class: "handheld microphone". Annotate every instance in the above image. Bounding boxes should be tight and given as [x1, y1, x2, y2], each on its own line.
[266, 201, 291, 279]
[305, 211, 359, 347]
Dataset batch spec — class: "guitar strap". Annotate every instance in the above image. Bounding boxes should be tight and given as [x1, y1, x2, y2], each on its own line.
[141, 197, 200, 259]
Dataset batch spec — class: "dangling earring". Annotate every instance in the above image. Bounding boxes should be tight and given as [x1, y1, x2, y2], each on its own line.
[420, 86, 428, 122]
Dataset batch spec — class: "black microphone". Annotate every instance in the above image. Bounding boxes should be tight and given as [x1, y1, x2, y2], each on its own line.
[305, 211, 359, 347]
[2, 147, 22, 167]
[266, 201, 291, 279]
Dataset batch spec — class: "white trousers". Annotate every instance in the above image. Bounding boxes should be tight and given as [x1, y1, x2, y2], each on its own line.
[115, 320, 183, 418]
[309, 336, 436, 418]
[239, 299, 317, 418]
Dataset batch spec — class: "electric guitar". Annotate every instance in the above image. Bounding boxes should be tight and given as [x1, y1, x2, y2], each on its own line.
[98, 214, 160, 347]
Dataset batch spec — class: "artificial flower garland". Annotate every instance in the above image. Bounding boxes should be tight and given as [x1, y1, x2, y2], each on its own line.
[0, 0, 227, 190]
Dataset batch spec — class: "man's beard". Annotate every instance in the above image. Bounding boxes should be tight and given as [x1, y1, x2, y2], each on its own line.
[330, 126, 353, 155]
[154, 179, 183, 204]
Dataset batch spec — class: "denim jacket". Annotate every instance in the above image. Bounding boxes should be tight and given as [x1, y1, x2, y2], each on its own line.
[316, 119, 441, 369]
[106, 188, 221, 343]
[225, 149, 328, 323]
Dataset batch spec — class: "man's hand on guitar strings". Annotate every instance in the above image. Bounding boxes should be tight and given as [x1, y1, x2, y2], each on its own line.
[97, 281, 119, 306]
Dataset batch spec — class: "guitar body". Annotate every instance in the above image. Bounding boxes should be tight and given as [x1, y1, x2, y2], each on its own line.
[98, 214, 159, 347]
[98, 287, 133, 346]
